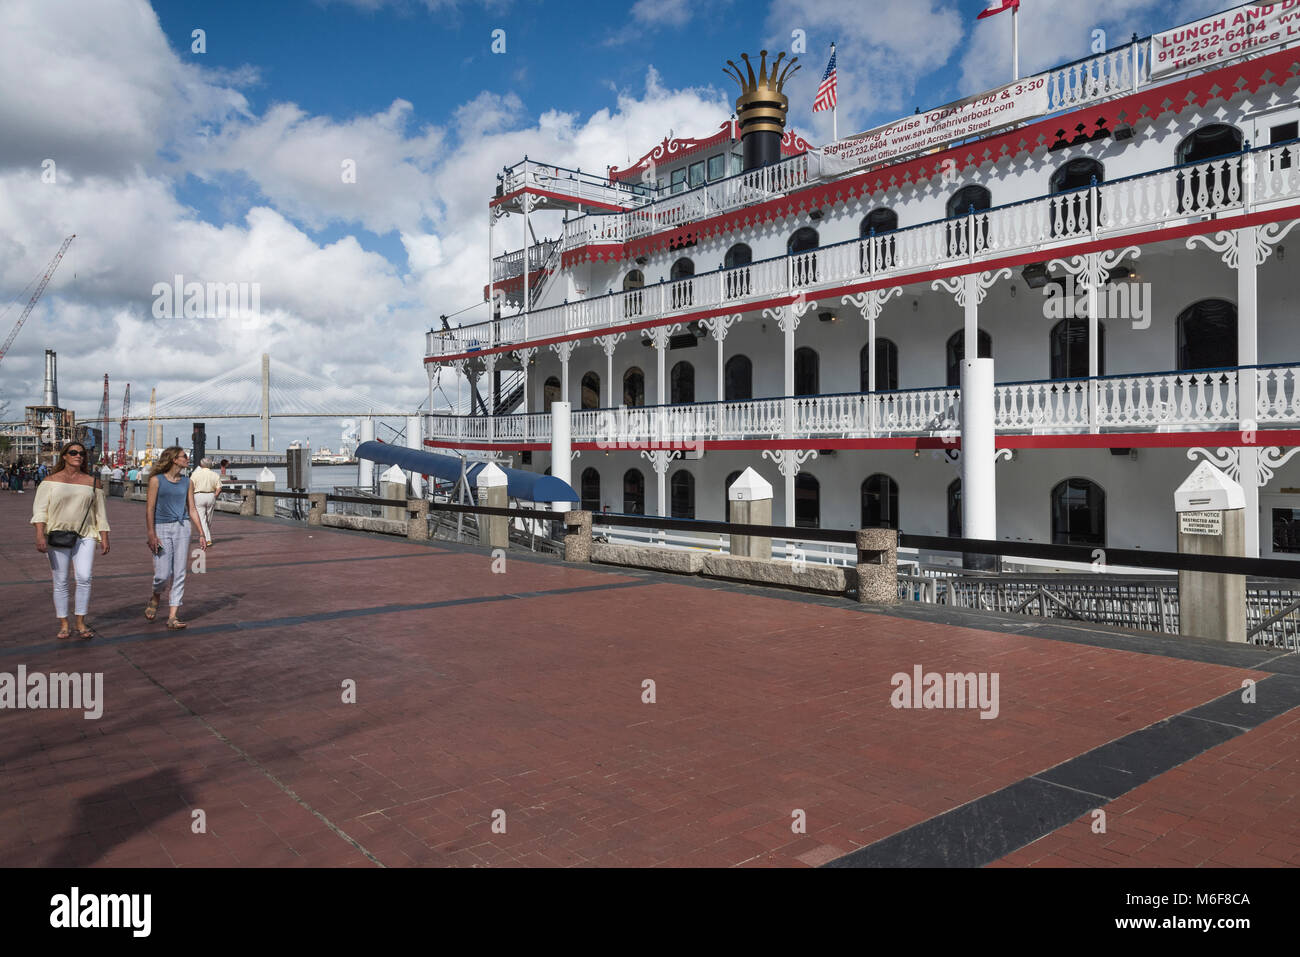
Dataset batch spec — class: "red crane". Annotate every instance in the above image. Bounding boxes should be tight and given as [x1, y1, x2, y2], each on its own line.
[116, 384, 131, 468]
[0, 234, 75, 366]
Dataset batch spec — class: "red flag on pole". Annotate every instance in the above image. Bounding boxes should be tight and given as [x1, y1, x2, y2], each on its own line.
[977, 0, 1019, 18]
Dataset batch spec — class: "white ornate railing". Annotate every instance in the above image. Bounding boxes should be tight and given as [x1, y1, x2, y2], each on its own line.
[501, 162, 651, 210]
[432, 142, 1300, 360]
[425, 366, 1300, 446]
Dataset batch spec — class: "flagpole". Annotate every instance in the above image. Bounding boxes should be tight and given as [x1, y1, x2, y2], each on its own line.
[831, 42, 838, 143]
[1012, 4, 1019, 80]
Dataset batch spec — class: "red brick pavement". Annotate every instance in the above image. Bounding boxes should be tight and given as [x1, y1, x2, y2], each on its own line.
[0, 492, 1292, 867]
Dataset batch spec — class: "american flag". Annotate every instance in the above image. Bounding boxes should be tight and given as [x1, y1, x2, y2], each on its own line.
[813, 47, 836, 113]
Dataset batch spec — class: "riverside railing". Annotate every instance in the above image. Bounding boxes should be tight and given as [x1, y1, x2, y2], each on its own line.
[431, 140, 1300, 360]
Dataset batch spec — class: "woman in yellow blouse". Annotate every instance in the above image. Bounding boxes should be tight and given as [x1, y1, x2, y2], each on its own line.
[30, 442, 111, 639]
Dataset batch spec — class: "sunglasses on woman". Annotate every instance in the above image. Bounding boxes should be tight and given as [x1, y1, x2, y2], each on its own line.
[66, 450, 85, 457]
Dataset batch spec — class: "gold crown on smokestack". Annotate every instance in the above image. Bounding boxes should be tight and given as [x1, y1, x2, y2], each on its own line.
[724, 51, 800, 136]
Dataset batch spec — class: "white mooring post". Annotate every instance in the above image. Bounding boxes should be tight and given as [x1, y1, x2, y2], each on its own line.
[256, 466, 275, 518]
[381, 464, 406, 522]
[476, 462, 509, 549]
[728, 466, 772, 560]
[1175, 462, 1247, 643]
[551, 400, 572, 513]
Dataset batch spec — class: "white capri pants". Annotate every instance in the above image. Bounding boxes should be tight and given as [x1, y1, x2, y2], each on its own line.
[195, 491, 216, 542]
[152, 520, 193, 607]
[48, 536, 96, 618]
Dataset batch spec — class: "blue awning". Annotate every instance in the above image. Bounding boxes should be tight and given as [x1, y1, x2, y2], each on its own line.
[356, 441, 577, 503]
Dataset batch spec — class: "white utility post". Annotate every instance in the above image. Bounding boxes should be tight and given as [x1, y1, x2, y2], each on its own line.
[550, 400, 571, 513]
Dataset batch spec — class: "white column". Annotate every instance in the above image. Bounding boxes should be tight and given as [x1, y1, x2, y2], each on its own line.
[595, 334, 624, 409]
[551, 400, 571, 513]
[358, 417, 375, 488]
[517, 347, 536, 415]
[961, 358, 996, 541]
[405, 414, 424, 497]
[483, 353, 497, 446]
[552, 340, 575, 410]
[843, 289, 901, 436]
[522, 159, 530, 316]
[700, 314, 740, 402]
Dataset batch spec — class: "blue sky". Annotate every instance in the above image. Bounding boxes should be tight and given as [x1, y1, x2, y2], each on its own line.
[0, 0, 1226, 452]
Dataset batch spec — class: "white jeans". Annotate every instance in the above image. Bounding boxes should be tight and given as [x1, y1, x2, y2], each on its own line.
[152, 521, 192, 608]
[195, 491, 216, 541]
[48, 536, 96, 618]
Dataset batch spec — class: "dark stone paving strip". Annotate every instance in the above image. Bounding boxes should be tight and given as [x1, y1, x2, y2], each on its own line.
[111, 644, 386, 868]
[0, 548, 453, 588]
[827, 674, 1300, 868]
[0, 579, 653, 659]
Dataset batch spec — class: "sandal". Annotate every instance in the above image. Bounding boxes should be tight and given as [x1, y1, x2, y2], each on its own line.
[145, 597, 159, 621]
[56, 627, 71, 640]
[166, 619, 188, 630]
[77, 626, 96, 640]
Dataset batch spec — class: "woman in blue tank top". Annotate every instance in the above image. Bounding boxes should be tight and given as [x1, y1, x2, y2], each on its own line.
[145, 446, 208, 629]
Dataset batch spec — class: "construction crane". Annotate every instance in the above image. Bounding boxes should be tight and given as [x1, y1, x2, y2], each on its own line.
[0, 234, 75, 366]
[95, 373, 110, 468]
[117, 384, 131, 467]
[143, 387, 157, 467]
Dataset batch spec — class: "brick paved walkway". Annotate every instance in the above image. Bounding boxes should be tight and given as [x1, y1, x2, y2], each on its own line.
[1, 491, 1297, 867]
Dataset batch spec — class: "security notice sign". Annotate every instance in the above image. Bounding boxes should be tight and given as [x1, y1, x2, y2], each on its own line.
[1150, 1, 1300, 78]
[1180, 510, 1224, 536]
[821, 75, 1049, 174]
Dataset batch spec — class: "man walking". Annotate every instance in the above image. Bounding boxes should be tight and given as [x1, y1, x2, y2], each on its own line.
[190, 456, 222, 545]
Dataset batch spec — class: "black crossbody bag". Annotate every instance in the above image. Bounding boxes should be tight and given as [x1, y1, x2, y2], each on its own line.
[46, 478, 99, 549]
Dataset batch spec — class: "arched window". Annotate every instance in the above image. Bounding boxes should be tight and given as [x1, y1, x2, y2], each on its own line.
[947, 479, 962, 538]
[1051, 478, 1106, 547]
[862, 474, 900, 530]
[795, 347, 819, 396]
[670, 361, 695, 404]
[860, 208, 899, 270]
[725, 355, 752, 400]
[1050, 319, 1104, 380]
[671, 470, 695, 519]
[543, 376, 561, 408]
[946, 185, 992, 255]
[623, 469, 645, 514]
[1176, 299, 1237, 371]
[724, 243, 753, 298]
[1049, 158, 1104, 237]
[723, 469, 742, 522]
[725, 243, 752, 268]
[788, 227, 819, 285]
[623, 269, 645, 319]
[623, 367, 645, 407]
[945, 330, 992, 388]
[1176, 124, 1244, 213]
[861, 339, 899, 392]
[580, 467, 601, 513]
[670, 257, 695, 309]
[581, 371, 601, 409]
[795, 473, 820, 528]
[860, 208, 898, 236]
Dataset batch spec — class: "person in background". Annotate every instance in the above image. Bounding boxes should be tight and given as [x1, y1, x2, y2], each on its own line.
[190, 456, 222, 545]
[30, 441, 110, 639]
[144, 446, 207, 629]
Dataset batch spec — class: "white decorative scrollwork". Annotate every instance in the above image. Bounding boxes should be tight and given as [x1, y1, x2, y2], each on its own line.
[993, 448, 1014, 463]
[594, 332, 625, 357]
[514, 346, 537, 366]
[551, 340, 577, 363]
[1048, 247, 1141, 290]
[520, 193, 548, 214]
[789, 293, 819, 321]
[647, 323, 682, 350]
[640, 449, 672, 474]
[1188, 222, 1300, 269]
[761, 448, 818, 478]
[930, 268, 1011, 308]
[842, 287, 903, 323]
[761, 305, 791, 333]
[1187, 446, 1241, 483]
[571, 450, 581, 461]
[699, 313, 742, 343]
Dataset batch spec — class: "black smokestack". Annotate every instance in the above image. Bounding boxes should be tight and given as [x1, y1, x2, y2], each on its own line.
[724, 51, 799, 172]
